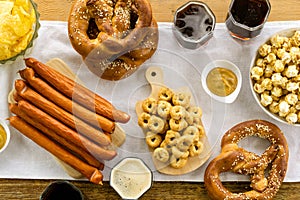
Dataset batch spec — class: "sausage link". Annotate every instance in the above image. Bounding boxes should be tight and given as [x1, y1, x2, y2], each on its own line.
[17, 99, 117, 161]
[9, 116, 103, 184]
[19, 68, 116, 133]
[24, 58, 130, 123]
[15, 79, 112, 146]
[9, 103, 104, 170]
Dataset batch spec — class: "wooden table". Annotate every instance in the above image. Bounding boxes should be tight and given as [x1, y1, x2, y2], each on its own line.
[1, 0, 299, 199]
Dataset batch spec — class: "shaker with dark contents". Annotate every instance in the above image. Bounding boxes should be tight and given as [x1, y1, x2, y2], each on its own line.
[225, 0, 271, 40]
[40, 181, 84, 200]
[173, 1, 215, 49]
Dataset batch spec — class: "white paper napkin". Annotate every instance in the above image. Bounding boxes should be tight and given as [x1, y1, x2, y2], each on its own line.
[0, 20, 299, 182]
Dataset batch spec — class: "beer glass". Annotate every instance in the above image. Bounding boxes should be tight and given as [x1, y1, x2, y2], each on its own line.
[225, 0, 271, 40]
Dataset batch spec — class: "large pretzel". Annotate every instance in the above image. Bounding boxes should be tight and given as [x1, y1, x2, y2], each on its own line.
[204, 120, 289, 200]
[68, 0, 158, 80]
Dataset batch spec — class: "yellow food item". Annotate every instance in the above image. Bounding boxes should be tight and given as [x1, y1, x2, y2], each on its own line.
[0, 0, 36, 60]
[0, 124, 7, 150]
[206, 67, 238, 97]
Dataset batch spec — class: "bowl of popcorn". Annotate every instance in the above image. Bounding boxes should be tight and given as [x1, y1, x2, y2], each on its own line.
[250, 28, 300, 125]
[0, 0, 40, 65]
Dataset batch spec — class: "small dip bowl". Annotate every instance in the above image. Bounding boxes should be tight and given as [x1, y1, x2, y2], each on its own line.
[0, 119, 10, 154]
[172, 1, 216, 49]
[110, 157, 153, 199]
[201, 60, 242, 103]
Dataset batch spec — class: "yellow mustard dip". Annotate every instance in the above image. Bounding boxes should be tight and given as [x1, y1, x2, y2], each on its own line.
[206, 67, 238, 97]
[0, 124, 7, 150]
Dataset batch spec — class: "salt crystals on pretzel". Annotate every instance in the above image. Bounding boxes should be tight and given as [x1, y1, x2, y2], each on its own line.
[204, 120, 289, 200]
[68, 0, 159, 80]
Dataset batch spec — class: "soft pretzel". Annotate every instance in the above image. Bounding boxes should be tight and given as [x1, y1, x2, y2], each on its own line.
[183, 125, 200, 141]
[171, 146, 189, 159]
[164, 130, 181, 144]
[68, 0, 159, 80]
[146, 131, 162, 148]
[169, 118, 188, 132]
[170, 105, 186, 120]
[188, 106, 202, 119]
[153, 147, 169, 163]
[172, 92, 191, 108]
[170, 155, 188, 169]
[204, 120, 289, 200]
[158, 87, 174, 102]
[189, 140, 203, 157]
[157, 100, 172, 119]
[142, 97, 157, 114]
[138, 112, 151, 129]
[160, 140, 175, 153]
[176, 135, 194, 152]
[148, 115, 165, 133]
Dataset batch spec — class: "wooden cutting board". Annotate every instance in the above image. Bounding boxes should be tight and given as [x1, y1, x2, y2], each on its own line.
[8, 58, 126, 179]
[136, 66, 211, 175]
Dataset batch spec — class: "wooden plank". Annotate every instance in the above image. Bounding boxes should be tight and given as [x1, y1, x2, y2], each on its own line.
[0, 179, 299, 199]
[34, 0, 300, 23]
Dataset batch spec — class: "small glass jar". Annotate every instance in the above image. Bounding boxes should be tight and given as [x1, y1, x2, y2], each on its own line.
[172, 1, 216, 49]
[40, 181, 84, 200]
[225, 0, 271, 40]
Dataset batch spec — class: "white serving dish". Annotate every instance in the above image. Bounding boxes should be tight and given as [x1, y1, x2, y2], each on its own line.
[249, 28, 300, 126]
[201, 60, 242, 103]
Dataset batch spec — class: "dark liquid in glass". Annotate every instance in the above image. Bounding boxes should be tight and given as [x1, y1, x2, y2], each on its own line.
[226, 0, 270, 39]
[40, 182, 83, 200]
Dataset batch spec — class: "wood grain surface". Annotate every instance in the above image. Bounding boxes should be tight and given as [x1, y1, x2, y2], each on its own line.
[0, 179, 299, 200]
[2, 0, 299, 199]
[35, 0, 300, 23]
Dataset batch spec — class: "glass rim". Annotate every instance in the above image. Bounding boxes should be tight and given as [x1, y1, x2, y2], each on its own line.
[227, 0, 271, 31]
[173, 1, 216, 47]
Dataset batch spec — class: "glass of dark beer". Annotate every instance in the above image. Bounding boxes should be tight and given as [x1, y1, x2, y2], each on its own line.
[225, 0, 271, 40]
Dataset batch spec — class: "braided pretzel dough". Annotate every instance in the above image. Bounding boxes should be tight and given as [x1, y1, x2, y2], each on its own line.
[68, 0, 158, 80]
[204, 120, 289, 200]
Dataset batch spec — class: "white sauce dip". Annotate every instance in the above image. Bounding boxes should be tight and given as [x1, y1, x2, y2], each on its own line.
[110, 158, 152, 199]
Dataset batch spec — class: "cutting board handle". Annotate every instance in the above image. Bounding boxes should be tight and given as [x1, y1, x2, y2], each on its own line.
[145, 66, 165, 97]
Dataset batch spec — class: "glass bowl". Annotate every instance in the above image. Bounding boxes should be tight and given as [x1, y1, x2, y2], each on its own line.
[0, 0, 40, 65]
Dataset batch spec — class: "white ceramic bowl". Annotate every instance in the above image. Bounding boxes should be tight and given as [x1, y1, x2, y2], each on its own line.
[249, 28, 300, 126]
[0, 118, 10, 154]
[201, 60, 242, 103]
[110, 157, 152, 199]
